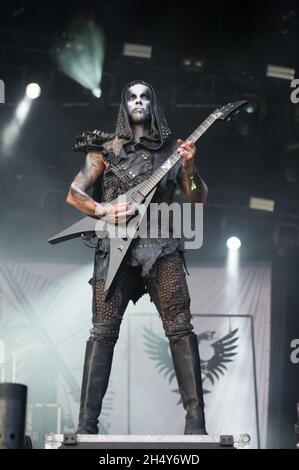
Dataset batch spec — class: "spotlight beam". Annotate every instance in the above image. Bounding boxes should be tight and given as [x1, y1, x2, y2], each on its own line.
[56, 23, 105, 98]
[1, 82, 41, 156]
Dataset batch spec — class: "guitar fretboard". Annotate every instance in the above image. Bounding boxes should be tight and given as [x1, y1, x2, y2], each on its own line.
[138, 114, 217, 198]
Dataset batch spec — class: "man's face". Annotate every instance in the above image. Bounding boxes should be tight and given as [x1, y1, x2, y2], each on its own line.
[126, 84, 151, 124]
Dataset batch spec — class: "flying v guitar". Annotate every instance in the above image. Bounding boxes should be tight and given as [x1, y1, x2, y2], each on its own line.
[48, 100, 247, 298]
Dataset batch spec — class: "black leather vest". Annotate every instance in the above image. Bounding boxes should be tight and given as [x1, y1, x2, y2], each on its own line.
[95, 138, 181, 205]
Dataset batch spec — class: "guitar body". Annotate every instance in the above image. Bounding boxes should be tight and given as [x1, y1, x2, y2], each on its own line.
[49, 182, 157, 297]
[100, 186, 157, 296]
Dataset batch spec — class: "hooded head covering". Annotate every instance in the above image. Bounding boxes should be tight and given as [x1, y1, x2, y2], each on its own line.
[115, 80, 171, 147]
[73, 80, 172, 154]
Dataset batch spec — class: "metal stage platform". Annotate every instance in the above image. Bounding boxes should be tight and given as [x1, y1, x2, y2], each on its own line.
[45, 433, 251, 449]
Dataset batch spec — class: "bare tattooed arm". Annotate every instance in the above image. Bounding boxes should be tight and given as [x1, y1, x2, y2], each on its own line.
[66, 150, 107, 217]
[66, 150, 135, 222]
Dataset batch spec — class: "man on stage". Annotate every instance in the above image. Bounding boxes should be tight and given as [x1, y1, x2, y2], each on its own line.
[66, 80, 208, 435]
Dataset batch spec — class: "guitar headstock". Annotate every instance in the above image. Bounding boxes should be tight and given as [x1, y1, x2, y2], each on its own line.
[211, 100, 248, 121]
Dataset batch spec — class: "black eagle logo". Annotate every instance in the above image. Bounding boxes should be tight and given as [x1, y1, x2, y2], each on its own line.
[143, 327, 239, 399]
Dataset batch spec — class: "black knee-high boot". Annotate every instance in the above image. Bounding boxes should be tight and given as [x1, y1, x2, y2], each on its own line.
[169, 332, 208, 435]
[76, 340, 114, 434]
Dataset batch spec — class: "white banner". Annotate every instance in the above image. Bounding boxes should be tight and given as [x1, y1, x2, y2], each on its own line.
[0, 259, 270, 448]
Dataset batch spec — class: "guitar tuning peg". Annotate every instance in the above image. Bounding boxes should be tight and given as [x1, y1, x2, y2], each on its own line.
[227, 117, 231, 122]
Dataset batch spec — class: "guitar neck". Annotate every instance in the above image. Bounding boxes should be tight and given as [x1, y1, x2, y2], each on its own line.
[138, 114, 217, 198]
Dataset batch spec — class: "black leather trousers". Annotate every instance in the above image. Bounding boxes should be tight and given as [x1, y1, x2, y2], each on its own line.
[90, 250, 194, 343]
[78, 249, 207, 434]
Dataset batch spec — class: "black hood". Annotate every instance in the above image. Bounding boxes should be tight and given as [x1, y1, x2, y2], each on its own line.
[115, 80, 171, 148]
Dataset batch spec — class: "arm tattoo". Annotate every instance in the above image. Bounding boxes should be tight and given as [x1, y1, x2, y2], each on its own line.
[69, 183, 89, 202]
[76, 151, 104, 191]
[66, 151, 106, 216]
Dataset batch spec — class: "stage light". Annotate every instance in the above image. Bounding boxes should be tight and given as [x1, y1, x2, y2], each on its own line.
[238, 94, 267, 128]
[226, 236, 241, 251]
[244, 103, 256, 114]
[92, 87, 102, 98]
[249, 197, 274, 212]
[194, 59, 204, 68]
[26, 83, 41, 100]
[181, 57, 205, 71]
[266, 64, 295, 80]
[55, 21, 105, 98]
[2, 95, 33, 155]
[226, 238, 240, 277]
[123, 43, 152, 59]
[182, 58, 192, 66]
[0, 79, 4, 104]
[15, 97, 31, 122]
[2, 78, 41, 154]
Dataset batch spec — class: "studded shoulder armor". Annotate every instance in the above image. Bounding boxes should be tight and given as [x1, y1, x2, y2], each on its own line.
[73, 130, 116, 153]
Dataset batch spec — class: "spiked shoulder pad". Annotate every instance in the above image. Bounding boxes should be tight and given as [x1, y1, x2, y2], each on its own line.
[73, 130, 116, 153]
